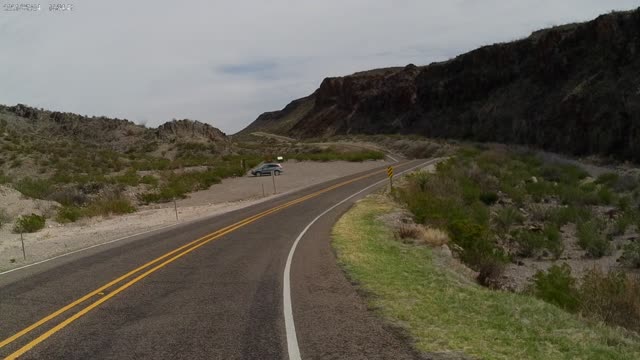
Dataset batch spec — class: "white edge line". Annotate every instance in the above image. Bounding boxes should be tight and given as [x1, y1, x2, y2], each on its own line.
[386, 154, 398, 162]
[0, 223, 177, 276]
[282, 159, 438, 360]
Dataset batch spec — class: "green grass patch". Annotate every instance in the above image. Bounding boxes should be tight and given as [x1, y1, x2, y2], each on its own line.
[332, 196, 640, 359]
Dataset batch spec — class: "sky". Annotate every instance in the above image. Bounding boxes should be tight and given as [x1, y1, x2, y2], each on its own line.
[1, 1, 638, 134]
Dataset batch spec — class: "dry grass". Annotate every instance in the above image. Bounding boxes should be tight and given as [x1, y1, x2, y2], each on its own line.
[395, 223, 449, 247]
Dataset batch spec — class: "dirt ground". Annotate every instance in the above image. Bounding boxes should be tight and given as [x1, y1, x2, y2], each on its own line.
[0, 160, 389, 272]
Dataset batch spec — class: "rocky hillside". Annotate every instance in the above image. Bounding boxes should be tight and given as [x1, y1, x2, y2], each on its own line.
[0, 104, 231, 181]
[1, 104, 229, 152]
[239, 8, 640, 162]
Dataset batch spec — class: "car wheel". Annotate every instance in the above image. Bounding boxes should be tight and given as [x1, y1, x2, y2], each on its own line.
[257, 172, 262, 177]
[275, 170, 281, 176]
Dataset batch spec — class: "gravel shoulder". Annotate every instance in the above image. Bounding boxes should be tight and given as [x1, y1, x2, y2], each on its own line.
[0, 160, 389, 272]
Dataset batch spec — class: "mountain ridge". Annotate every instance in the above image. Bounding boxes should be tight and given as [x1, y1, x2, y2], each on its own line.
[239, 8, 640, 162]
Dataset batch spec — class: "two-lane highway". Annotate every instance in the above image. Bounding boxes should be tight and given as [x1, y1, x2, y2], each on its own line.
[0, 159, 434, 359]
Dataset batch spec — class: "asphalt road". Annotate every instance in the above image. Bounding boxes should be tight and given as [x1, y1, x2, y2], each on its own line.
[0, 159, 433, 360]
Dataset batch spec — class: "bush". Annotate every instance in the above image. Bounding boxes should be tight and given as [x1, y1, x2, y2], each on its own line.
[530, 263, 580, 312]
[447, 219, 506, 271]
[596, 173, 619, 187]
[621, 241, 640, 268]
[14, 177, 55, 199]
[613, 211, 638, 236]
[479, 191, 499, 205]
[56, 206, 83, 223]
[548, 206, 592, 227]
[48, 188, 88, 206]
[140, 175, 159, 187]
[84, 196, 136, 217]
[13, 213, 46, 233]
[579, 269, 640, 333]
[112, 168, 139, 186]
[577, 220, 610, 258]
[395, 223, 422, 241]
[514, 227, 563, 259]
[492, 207, 524, 234]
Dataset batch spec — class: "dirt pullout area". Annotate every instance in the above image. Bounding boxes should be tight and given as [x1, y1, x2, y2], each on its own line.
[0, 160, 388, 272]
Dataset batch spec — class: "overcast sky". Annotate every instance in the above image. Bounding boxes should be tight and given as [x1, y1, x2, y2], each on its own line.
[1, 1, 638, 134]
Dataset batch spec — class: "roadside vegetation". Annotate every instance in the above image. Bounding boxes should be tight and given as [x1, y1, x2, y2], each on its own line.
[1, 115, 390, 232]
[333, 196, 640, 359]
[392, 146, 640, 330]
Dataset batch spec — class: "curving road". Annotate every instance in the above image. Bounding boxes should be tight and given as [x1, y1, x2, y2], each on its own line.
[0, 159, 435, 359]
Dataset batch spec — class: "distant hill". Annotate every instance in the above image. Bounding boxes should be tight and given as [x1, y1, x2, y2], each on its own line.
[0, 104, 230, 180]
[238, 8, 640, 162]
[0, 104, 229, 152]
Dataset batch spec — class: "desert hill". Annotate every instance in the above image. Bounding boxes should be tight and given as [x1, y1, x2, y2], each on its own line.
[239, 8, 640, 162]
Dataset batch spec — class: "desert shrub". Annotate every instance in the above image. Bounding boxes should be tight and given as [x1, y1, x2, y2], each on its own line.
[502, 184, 526, 207]
[140, 175, 159, 187]
[596, 187, 616, 205]
[579, 269, 640, 333]
[613, 211, 638, 236]
[528, 204, 551, 222]
[540, 164, 588, 185]
[395, 223, 449, 246]
[395, 223, 422, 241]
[14, 177, 55, 199]
[543, 225, 564, 259]
[530, 263, 580, 312]
[139, 169, 223, 204]
[48, 188, 88, 206]
[447, 219, 506, 270]
[493, 206, 524, 234]
[411, 171, 430, 192]
[420, 227, 449, 246]
[112, 168, 139, 186]
[477, 259, 506, 289]
[549, 206, 592, 227]
[0, 209, 11, 228]
[596, 173, 619, 187]
[556, 184, 602, 206]
[514, 228, 562, 259]
[479, 191, 499, 205]
[525, 181, 555, 203]
[577, 220, 610, 258]
[13, 213, 46, 233]
[621, 241, 640, 268]
[84, 196, 135, 217]
[56, 206, 83, 223]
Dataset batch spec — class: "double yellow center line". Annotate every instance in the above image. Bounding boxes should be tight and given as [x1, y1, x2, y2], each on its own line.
[1, 164, 403, 359]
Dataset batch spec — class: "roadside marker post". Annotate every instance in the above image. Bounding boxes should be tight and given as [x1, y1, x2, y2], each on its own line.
[173, 198, 179, 222]
[387, 166, 394, 191]
[272, 171, 277, 194]
[262, 183, 265, 197]
[20, 231, 26, 260]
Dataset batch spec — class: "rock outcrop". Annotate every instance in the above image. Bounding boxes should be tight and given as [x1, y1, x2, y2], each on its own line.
[240, 8, 640, 162]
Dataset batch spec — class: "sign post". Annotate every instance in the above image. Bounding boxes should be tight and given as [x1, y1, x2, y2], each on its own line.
[20, 231, 26, 260]
[387, 166, 394, 191]
[173, 197, 179, 222]
[272, 170, 277, 194]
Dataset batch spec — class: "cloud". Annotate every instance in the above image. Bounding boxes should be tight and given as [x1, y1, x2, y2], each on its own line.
[218, 61, 279, 78]
[0, 1, 638, 134]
